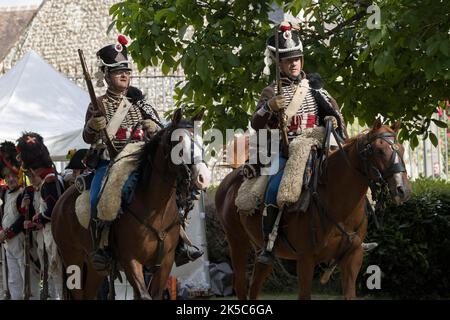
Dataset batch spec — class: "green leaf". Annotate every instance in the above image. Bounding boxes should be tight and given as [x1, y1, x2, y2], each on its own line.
[196, 56, 209, 82]
[369, 30, 383, 47]
[155, 9, 169, 22]
[106, 20, 117, 35]
[151, 55, 158, 66]
[431, 119, 448, 128]
[226, 52, 239, 67]
[179, 25, 189, 40]
[374, 53, 386, 76]
[429, 132, 438, 147]
[161, 63, 170, 75]
[411, 135, 419, 149]
[109, 3, 120, 15]
[142, 46, 152, 61]
[440, 41, 449, 56]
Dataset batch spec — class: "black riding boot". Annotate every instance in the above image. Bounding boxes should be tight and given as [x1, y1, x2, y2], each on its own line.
[90, 219, 112, 276]
[257, 205, 279, 265]
[174, 238, 204, 267]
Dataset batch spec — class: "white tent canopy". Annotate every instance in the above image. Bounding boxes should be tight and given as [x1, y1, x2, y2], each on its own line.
[0, 50, 89, 159]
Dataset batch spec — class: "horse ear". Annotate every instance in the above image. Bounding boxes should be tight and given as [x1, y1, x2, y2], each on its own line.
[172, 108, 183, 125]
[390, 120, 401, 132]
[191, 108, 205, 122]
[372, 117, 383, 131]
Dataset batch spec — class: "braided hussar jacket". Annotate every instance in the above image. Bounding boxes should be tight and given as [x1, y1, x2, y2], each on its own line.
[251, 73, 347, 141]
[82, 90, 160, 154]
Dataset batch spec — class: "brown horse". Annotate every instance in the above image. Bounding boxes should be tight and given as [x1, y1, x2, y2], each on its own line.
[215, 119, 412, 299]
[52, 109, 211, 299]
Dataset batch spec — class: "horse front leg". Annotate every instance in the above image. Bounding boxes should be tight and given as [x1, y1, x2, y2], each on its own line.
[248, 260, 273, 299]
[122, 259, 151, 300]
[339, 246, 363, 300]
[297, 257, 315, 300]
[149, 251, 175, 300]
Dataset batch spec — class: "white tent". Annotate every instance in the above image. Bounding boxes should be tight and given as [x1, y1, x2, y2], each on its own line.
[0, 50, 89, 159]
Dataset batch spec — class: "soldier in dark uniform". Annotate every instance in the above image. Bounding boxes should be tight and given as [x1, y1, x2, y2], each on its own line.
[252, 22, 347, 265]
[84, 35, 202, 274]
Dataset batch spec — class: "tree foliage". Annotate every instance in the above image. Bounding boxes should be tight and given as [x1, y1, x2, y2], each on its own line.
[111, 0, 449, 143]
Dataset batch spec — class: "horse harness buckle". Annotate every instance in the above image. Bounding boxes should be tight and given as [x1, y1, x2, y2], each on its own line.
[158, 230, 168, 241]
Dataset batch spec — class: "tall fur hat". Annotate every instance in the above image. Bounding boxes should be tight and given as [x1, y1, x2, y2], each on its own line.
[16, 132, 53, 170]
[0, 141, 20, 178]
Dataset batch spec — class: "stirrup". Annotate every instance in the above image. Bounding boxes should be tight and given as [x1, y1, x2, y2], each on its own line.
[257, 249, 274, 265]
[90, 249, 112, 276]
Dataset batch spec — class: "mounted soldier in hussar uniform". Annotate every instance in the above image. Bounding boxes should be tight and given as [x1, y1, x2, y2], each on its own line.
[251, 21, 349, 265]
[82, 35, 203, 275]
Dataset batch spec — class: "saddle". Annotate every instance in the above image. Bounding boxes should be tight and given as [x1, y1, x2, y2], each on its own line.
[235, 127, 326, 215]
[74, 142, 144, 228]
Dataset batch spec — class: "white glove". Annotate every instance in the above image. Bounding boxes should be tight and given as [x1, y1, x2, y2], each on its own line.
[142, 119, 158, 134]
[87, 116, 107, 132]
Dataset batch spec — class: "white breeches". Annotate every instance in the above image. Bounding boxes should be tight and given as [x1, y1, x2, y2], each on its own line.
[4, 234, 40, 300]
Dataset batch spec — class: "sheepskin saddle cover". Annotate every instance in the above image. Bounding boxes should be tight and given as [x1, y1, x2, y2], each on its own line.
[276, 127, 325, 207]
[75, 142, 144, 227]
[97, 142, 144, 221]
[235, 174, 269, 216]
[235, 127, 326, 215]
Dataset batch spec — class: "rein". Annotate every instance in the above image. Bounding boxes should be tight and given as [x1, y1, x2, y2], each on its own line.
[117, 123, 197, 280]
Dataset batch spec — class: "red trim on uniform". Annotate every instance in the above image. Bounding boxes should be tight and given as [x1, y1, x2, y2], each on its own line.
[288, 114, 317, 133]
[115, 128, 144, 141]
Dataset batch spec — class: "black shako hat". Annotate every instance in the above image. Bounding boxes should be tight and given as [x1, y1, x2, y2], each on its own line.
[96, 35, 131, 72]
[65, 149, 88, 170]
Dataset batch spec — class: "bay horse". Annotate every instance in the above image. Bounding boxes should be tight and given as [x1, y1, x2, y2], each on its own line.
[215, 119, 412, 299]
[52, 109, 211, 299]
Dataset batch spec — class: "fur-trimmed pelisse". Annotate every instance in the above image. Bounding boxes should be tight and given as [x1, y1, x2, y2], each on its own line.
[16, 132, 53, 169]
[97, 142, 144, 221]
[0, 140, 20, 178]
[277, 127, 326, 207]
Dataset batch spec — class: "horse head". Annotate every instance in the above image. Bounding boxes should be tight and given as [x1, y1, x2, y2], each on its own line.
[357, 118, 412, 205]
[139, 108, 211, 192]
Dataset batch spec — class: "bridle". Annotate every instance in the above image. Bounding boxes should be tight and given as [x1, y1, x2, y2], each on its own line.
[357, 131, 406, 185]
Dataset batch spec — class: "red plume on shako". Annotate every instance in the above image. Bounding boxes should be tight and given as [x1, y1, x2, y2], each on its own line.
[118, 35, 128, 46]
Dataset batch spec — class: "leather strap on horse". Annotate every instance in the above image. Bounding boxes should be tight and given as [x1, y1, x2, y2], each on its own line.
[309, 118, 366, 251]
[126, 205, 180, 274]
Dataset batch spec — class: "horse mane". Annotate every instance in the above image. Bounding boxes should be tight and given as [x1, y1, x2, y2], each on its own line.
[341, 124, 396, 151]
[132, 126, 167, 188]
[343, 129, 370, 149]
